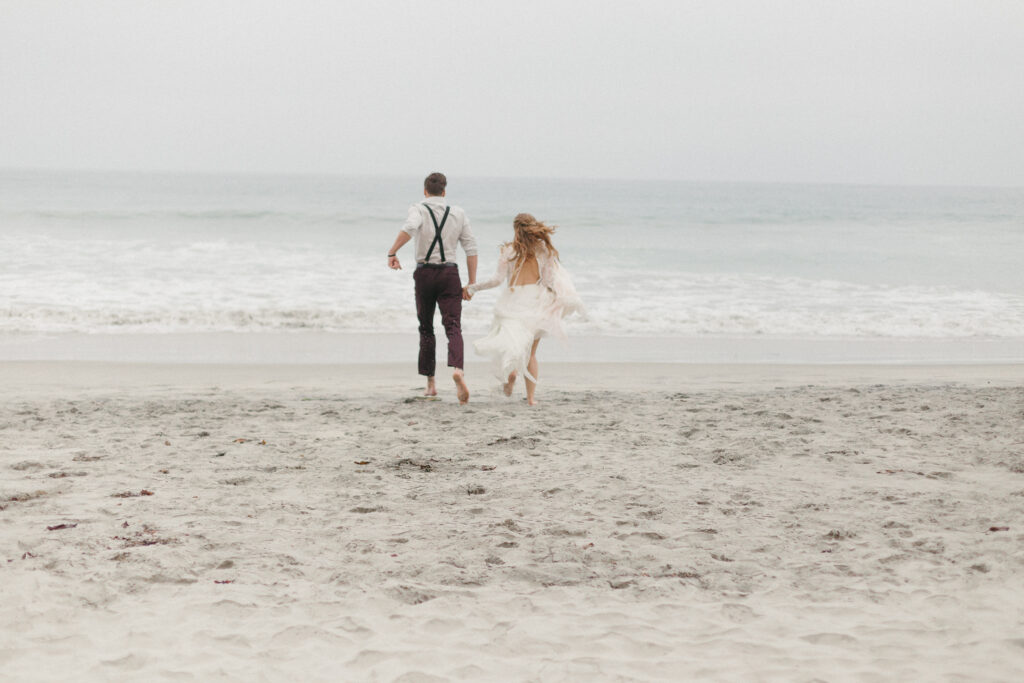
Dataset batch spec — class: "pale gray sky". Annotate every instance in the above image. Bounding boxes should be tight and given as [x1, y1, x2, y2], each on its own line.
[2, 0, 1022, 185]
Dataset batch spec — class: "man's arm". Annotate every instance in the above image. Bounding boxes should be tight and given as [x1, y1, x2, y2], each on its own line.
[387, 232, 412, 270]
[459, 211, 479, 286]
[462, 253, 478, 299]
[389, 205, 422, 270]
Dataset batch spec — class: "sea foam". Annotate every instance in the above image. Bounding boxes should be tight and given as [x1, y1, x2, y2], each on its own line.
[2, 170, 1022, 343]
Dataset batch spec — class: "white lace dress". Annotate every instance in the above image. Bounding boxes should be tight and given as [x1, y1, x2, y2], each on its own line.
[467, 244, 583, 382]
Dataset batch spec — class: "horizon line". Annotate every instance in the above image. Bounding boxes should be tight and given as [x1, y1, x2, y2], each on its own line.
[1, 165, 1022, 191]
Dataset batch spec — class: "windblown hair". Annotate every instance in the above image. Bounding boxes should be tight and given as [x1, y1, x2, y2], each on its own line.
[506, 213, 559, 267]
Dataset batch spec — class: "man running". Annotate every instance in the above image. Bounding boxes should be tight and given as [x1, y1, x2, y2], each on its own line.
[386, 172, 477, 403]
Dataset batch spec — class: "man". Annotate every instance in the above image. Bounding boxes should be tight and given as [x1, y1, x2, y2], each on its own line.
[387, 172, 477, 403]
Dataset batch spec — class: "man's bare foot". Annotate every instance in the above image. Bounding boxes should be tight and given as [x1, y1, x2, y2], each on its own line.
[527, 398, 538, 407]
[425, 377, 437, 397]
[503, 371, 517, 397]
[453, 369, 470, 404]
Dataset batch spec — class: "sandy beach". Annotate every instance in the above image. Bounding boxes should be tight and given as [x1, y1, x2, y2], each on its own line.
[2, 361, 1023, 681]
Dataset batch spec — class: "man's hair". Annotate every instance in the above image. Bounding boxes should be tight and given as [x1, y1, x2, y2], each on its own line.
[424, 172, 447, 196]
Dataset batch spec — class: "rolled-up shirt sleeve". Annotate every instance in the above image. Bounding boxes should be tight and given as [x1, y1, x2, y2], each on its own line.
[459, 212, 478, 256]
[401, 205, 422, 236]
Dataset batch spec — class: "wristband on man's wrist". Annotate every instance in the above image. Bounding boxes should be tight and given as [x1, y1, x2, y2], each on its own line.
[387, 253, 396, 258]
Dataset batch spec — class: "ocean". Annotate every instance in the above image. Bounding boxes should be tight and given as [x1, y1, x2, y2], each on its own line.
[1, 169, 1022, 363]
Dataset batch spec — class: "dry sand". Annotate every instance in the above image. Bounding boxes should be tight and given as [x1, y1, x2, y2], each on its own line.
[2, 362, 1023, 681]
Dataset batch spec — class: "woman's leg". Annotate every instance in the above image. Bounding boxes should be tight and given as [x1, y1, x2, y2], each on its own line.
[525, 339, 541, 406]
[503, 371, 517, 397]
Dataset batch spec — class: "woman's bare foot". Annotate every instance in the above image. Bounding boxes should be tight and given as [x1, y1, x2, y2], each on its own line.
[425, 377, 437, 397]
[503, 371, 517, 397]
[527, 398, 538, 407]
[453, 369, 470, 404]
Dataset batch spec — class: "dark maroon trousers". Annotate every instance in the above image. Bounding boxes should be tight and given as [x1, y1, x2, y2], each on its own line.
[413, 265, 463, 376]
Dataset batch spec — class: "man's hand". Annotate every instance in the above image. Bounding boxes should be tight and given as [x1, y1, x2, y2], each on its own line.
[386, 232, 411, 270]
[462, 287, 473, 301]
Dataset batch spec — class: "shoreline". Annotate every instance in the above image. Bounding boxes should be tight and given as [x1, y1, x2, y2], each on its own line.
[0, 331, 1022, 365]
[1, 360, 1022, 399]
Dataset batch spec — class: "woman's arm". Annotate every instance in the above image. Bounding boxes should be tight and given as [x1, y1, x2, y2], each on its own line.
[537, 250, 558, 289]
[538, 249, 584, 316]
[466, 246, 510, 296]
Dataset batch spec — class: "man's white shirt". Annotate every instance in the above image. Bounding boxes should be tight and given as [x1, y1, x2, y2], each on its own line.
[401, 195, 477, 264]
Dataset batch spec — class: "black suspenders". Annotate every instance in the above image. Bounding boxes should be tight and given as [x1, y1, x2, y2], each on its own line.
[423, 204, 451, 263]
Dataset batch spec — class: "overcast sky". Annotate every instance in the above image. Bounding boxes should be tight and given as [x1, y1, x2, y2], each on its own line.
[2, 1, 1022, 185]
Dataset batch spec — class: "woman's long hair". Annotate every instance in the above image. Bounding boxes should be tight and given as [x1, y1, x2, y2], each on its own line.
[506, 213, 559, 268]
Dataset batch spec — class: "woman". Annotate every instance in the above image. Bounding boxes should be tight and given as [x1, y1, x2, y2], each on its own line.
[464, 213, 582, 405]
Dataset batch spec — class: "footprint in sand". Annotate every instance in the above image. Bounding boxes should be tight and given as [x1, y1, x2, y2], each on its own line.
[800, 632, 858, 647]
[387, 585, 436, 605]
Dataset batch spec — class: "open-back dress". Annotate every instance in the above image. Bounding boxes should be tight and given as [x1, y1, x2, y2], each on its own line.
[467, 244, 583, 382]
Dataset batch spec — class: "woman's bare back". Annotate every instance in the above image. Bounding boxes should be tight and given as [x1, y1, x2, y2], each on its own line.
[512, 255, 540, 286]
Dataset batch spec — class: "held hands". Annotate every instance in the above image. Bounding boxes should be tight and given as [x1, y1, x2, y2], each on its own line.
[387, 255, 401, 270]
[462, 286, 473, 301]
